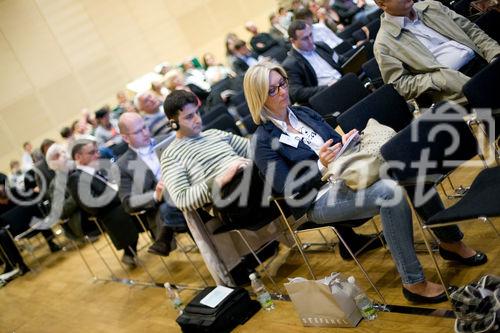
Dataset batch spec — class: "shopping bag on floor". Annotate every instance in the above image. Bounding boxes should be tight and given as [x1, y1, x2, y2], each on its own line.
[284, 273, 362, 327]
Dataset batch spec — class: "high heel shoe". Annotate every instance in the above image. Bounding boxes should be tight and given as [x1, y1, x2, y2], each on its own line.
[438, 247, 487, 266]
[402, 285, 457, 304]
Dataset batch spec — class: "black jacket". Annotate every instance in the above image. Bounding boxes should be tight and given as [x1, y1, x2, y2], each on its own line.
[282, 42, 341, 105]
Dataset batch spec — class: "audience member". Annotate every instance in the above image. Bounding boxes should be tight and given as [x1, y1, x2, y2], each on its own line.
[8, 161, 24, 194]
[21, 142, 34, 172]
[244, 61, 487, 303]
[45, 144, 98, 243]
[295, 8, 344, 49]
[245, 21, 280, 55]
[330, 0, 378, 25]
[116, 112, 186, 256]
[202, 53, 235, 86]
[282, 20, 343, 105]
[135, 91, 170, 137]
[269, 12, 289, 40]
[67, 138, 139, 265]
[164, 68, 210, 103]
[373, 0, 500, 105]
[232, 40, 260, 75]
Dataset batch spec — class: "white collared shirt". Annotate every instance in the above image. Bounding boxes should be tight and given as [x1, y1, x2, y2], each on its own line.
[312, 22, 344, 49]
[76, 165, 118, 191]
[131, 143, 162, 181]
[263, 108, 331, 202]
[385, 11, 475, 70]
[295, 46, 342, 86]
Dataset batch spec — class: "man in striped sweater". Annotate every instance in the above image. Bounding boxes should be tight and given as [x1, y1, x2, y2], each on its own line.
[160, 90, 383, 261]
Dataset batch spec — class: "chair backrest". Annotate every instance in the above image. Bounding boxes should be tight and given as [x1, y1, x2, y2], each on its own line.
[362, 57, 382, 81]
[261, 44, 288, 63]
[337, 21, 364, 41]
[340, 44, 369, 75]
[241, 114, 258, 134]
[463, 58, 500, 109]
[333, 41, 355, 55]
[380, 102, 478, 182]
[474, 10, 500, 43]
[202, 104, 232, 124]
[203, 112, 242, 136]
[337, 84, 413, 133]
[235, 102, 251, 118]
[309, 73, 370, 128]
[452, 0, 474, 17]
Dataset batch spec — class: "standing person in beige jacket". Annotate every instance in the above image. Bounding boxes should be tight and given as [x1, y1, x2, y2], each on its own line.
[373, 0, 500, 105]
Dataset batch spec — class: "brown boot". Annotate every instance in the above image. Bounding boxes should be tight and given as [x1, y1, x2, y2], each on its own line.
[147, 225, 174, 257]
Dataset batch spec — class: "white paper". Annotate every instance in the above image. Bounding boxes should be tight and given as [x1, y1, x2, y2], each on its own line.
[332, 132, 360, 161]
[200, 286, 234, 308]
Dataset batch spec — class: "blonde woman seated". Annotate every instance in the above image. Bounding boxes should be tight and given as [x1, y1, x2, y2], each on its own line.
[243, 61, 487, 304]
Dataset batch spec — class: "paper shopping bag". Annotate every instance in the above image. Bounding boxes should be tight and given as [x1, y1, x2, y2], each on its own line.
[284, 274, 362, 327]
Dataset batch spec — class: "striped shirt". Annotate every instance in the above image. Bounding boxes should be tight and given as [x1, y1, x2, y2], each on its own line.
[160, 129, 249, 212]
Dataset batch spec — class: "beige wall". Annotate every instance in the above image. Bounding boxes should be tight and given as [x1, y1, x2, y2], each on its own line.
[0, 0, 277, 171]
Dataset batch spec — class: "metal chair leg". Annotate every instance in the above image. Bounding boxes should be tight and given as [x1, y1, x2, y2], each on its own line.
[132, 213, 175, 282]
[233, 229, 283, 296]
[174, 237, 209, 287]
[86, 235, 118, 280]
[71, 238, 98, 281]
[89, 217, 130, 279]
[330, 226, 386, 305]
[273, 200, 316, 280]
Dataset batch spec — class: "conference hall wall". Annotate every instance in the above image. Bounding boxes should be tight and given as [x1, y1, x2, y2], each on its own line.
[0, 0, 275, 171]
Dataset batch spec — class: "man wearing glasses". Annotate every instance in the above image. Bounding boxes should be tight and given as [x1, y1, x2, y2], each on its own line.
[67, 138, 140, 266]
[116, 113, 185, 257]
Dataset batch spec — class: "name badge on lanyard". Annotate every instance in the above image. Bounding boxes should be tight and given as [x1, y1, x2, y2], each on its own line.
[279, 134, 300, 148]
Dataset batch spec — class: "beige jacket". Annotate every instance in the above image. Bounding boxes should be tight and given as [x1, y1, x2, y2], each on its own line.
[374, 0, 500, 104]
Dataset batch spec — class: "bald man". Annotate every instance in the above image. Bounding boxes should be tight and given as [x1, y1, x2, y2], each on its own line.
[116, 112, 186, 256]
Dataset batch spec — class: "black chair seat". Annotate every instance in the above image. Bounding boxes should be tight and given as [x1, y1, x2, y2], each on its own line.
[427, 166, 500, 224]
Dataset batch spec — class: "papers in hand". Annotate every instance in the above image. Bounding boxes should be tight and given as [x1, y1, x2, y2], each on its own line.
[332, 132, 360, 162]
[200, 286, 234, 308]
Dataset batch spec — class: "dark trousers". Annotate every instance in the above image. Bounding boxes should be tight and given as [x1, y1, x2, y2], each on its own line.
[0, 228, 26, 270]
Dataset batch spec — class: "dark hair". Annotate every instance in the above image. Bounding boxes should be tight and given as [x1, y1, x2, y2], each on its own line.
[71, 139, 95, 160]
[40, 139, 55, 156]
[163, 90, 198, 119]
[234, 39, 247, 51]
[288, 19, 309, 40]
[294, 8, 313, 21]
[95, 106, 109, 119]
[23, 142, 30, 149]
[60, 126, 72, 139]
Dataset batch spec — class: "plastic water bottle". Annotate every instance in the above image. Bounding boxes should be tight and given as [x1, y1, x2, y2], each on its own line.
[249, 273, 275, 311]
[346, 276, 377, 320]
[164, 282, 184, 314]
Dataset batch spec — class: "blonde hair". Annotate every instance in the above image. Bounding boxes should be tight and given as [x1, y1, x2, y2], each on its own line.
[243, 61, 288, 125]
[164, 68, 184, 90]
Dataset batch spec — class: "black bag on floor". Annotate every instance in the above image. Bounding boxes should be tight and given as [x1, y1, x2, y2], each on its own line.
[176, 286, 260, 333]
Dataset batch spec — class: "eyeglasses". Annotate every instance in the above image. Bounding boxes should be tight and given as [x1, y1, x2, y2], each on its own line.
[268, 79, 288, 97]
[127, 125, 147, 136]
[83, 149, 98, 155]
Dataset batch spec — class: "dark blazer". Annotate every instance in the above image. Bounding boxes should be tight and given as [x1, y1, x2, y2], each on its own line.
[116, 147, 186, 229]
[252, 106, 342, 218]
[232, 53, 259, 75]
[67, 168, 138, 250]
[282, 42, 341, 105]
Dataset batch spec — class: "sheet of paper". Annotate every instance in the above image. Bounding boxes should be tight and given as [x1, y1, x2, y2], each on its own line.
[333, 132, 360, 161]
[199, 286, 234, 308]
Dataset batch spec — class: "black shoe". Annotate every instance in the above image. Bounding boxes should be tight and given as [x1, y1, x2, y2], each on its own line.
[339, 234, 385, 260]
[18, 265, 30, 276]
[438, 247, 487, 266]
[48, 242, 62, 253]
[147, 241, 172, 257]
[402, 285, 457, 304]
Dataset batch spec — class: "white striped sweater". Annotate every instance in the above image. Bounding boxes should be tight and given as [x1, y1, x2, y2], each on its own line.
[160, 129, 249, 212]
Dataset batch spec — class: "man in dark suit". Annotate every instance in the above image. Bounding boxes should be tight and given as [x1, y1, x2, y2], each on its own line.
[116, 112, 186, 256]
[282, 20, 344, 105]
[231, 40, 259, 75]
[67, 138, 139, 265]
